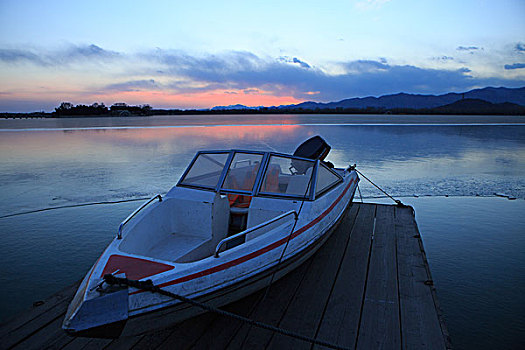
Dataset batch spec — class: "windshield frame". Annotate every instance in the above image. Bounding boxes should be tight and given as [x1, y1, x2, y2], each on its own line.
[177, 150, 233, 191]
[177, 149, 336, 201]
[313, 161, 344, 199]
[217, 150, 268, 196]
[256, 155, 318, 200]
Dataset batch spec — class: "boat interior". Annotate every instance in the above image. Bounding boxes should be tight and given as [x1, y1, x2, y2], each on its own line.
[118, 193, 292, 263]
[118, 136, 343, 263]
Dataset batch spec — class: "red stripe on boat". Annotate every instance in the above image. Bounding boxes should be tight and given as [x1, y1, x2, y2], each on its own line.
[101, 255, 174, 280]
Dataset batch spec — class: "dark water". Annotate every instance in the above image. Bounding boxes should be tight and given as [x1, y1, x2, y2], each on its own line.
[0, 115, 524, 349]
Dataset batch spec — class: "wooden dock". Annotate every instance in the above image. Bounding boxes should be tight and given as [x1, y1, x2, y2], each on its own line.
[0, 202, 451, 349]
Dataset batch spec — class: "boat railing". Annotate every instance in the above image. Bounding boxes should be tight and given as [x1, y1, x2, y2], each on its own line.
[117, 194, 163, 239]
[214, 210, 298, 258]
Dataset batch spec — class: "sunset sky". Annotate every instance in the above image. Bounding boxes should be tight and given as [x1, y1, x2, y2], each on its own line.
[1, 0, 524, 112]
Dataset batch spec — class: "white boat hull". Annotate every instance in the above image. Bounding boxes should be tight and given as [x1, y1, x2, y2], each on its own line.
[118, 197, 352, 337]
[63, 144, 359, 338]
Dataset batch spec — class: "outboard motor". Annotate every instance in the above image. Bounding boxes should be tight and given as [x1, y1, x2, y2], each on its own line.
[292, 136, 333, 174]
[293, 135, 331, 161]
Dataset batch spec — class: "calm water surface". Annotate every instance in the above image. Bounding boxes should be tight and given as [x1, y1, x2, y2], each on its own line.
[0, 115, 524, 349]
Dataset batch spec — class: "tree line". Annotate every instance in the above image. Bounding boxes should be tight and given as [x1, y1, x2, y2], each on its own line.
[53, 102, 152, 117]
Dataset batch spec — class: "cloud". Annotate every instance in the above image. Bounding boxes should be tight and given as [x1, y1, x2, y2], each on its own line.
[104, 79, 160, 91]
[278, 56, 311, 68]
[63, 44, 119, 61]
[299, 64, 479, 100]
[456, 46, 484, 55]
[0, 44, 119, 66]
[515, 43, 525, 53]
[456, 46, 480, 51]
[0, 48, 50, 66]
[343, 60, 389, 72]
[432, 56, 454, 61]
[292, 57, 311, 69]
[504, 63, 525, 70]
[136, 51, 523, 101]
[2, 45, 524, 109]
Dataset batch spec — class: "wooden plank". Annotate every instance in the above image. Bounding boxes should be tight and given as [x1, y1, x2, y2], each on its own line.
[130, 327, 192, 350]
[313, 203, 376, 349]
[1, 284, 78, 350]
[12, 314, 70, 350]
[217, 258, 313, 349]
[185, 288, 269, 349]
[231, 204, 360, 349]
[356, 205, 401, 350]
[0, 281, 78, 347]
[265, 203, 360, 349]
[99, 335, 144, 350]
[158, 295, 250, 350]
[61, 337, 112, 350]
[395, 206, 448, 350]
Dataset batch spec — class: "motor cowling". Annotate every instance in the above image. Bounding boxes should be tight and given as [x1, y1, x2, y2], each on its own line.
[293, 135, 331, 161]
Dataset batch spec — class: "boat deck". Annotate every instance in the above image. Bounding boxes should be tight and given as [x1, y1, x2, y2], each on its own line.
[0, 202, 451, 350]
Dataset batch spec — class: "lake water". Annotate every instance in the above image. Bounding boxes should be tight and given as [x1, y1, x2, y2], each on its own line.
[1, 115, 524, 349]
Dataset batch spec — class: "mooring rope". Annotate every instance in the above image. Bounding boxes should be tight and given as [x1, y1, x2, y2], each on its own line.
[103, 274, 350, 350]
[349, 166, 405, 206]
[0, 197, 151, 219]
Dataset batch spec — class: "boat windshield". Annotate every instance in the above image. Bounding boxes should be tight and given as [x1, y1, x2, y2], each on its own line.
[259, 155, 314, 198]
[315, 162, 343, 196]
[222, 152, 264, 192]
[179, 150, 329, 199]
[179, 152, 229, 189]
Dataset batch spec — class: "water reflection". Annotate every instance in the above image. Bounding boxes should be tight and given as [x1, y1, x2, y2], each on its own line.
[1, 125, 524, 217]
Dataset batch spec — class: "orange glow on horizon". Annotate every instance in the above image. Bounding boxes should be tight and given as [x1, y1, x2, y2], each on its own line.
[0, 86, 305, 112]
[86, 88, 304, 109]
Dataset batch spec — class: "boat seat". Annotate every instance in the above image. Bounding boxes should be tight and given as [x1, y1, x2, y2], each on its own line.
[119, 194, 230, 263]
[147, 233, 211, 262]
[286, 168, 313, 196]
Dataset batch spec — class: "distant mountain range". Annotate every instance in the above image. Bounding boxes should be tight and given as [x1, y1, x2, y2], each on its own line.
[432, 98, 525, 115]
[212, 87, 525, 112]
[211, 104, 262, 111]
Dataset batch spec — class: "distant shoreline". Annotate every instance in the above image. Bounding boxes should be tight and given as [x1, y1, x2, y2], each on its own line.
[2, 107, 525, 119]
[2, 114, 525, 131]
[3, 86, 524, 118]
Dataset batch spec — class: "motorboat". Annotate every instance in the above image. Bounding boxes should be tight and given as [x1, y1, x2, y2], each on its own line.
[62, 136, 359, 338]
